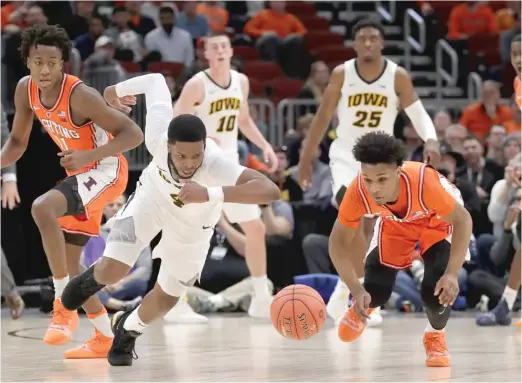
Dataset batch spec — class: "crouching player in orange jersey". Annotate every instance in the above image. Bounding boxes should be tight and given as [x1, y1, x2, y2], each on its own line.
[328, 132, 473, 367]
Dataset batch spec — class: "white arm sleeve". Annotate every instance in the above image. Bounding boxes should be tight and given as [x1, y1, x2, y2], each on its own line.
[115, 73, 172, 154]
[404, 100, 438, 142]
[487, 179, 509, 223]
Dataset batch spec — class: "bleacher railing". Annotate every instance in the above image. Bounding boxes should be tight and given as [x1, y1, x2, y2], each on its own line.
[467, 72, 483, 104]
[276, 99, 319, 147]
[376, 1, 396, 23]
[435, 39, 459, 100]
[403, 8, 426, 73]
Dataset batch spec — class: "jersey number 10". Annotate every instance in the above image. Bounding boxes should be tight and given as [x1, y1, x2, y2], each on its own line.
[217, 115, 236, 133]
[353, 111, 383, 128]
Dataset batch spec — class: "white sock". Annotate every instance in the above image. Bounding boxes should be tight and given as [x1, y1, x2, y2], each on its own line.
[333, 278, 350, 294]
[358, 277, 364, 284]
[123, 306, 148, 334]
[252, 275, 269, 298]
[502, 286, 517, 311]
[53, 276, 69, 299]
[89, 310, 114, 338]
[425, 322, 445, 333]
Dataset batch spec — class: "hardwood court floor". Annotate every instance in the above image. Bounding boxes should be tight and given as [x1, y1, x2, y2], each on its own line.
[1, 310, 520, 382]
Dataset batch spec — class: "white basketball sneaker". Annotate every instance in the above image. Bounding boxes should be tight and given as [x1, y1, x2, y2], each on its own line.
[247, 294, 272, 318]
[367, 306, 383, 327]
[164, 295, 208, 324]
[327, 280, 350, 320]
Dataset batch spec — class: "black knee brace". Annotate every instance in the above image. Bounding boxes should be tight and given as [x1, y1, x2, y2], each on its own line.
[365, 283, 394, 309]
[335, 185, 347, 207]
[421, 284, 451, 330]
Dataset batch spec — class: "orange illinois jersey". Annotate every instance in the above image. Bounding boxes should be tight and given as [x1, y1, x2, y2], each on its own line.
[515, 76, 521, 109]
[28, 74, 120, 176]
[339, 161, 462, 268]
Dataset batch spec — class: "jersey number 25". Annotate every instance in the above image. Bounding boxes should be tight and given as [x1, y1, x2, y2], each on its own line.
[353, 111, 382, 128]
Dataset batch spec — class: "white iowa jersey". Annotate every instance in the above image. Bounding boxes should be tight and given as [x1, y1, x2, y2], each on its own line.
[336, 58, 400, 146]
[193, 70, 243, 160]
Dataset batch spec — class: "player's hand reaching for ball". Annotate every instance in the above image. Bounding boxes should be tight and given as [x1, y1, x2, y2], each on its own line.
[178, 181, 209, 204]
[423, 139, 441, 168]
[434, 273, 459, 307]
[58, 150, 93, 172]
[351, 288, 372, 323]
[103, 85, 136, 114]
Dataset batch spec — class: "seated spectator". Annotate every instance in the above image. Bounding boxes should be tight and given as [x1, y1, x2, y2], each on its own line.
[495, 2, 517, 32]
[433, 110, 452, 141]
[1, 1, 28, 34]
[75, 13, 106, 60]
[459, 81, 513, 138]
[196, 1, 229, 32]
[63, 1, 96, 40]
[448, 1, 497, 40]
[82, 195, 151, 312]
[144, 6, 194, 66]
[177, 1, 210, 40]
[297, 61, 330, 117]
[504, 95, 521, 134]
[125, 0, 157, 37]
[104, 6, 145, 62]
[499, 1, 520, 63]
[402, 120, 424, 162]
[285, 114, 332, 167]
[82, 36, 126, 84]
[485, 124, 508, 167]
[444, 123, 468, 154]
[175, 38, 209, 91]
[243, 1, 307, 76]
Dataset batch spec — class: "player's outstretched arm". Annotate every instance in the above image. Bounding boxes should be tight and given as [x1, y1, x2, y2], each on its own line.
[106, 73, 173, 154]
[298, 65, 343, 189]
[66, 84, 143, 167]
[1, 77, 33, 169]
[237, 74, 278, 172]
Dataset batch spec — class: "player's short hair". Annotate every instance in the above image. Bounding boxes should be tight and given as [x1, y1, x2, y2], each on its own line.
[203, 31, 230, 48]
[20, 24, 71, 63]
[167, 114, 206, 144]
[352, 131, 405, 167]
[352, 18, 385, 39]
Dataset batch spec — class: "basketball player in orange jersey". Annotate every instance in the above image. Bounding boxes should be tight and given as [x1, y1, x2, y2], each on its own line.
[329, 132, 473, 367]
[0, 25, 143, 358]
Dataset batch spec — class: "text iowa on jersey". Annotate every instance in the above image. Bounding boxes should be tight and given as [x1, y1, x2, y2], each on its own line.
[208, 97, 241, 115]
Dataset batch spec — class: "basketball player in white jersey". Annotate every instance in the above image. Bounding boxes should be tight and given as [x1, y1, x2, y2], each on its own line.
[172, 32, 278, 318]
[298, 19, 440, 325]
[60, 73, 280, 366]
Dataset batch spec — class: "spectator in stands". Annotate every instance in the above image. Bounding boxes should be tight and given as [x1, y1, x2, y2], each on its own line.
[433, 110, 452, 141]
[504, 95, 521, 134]
[444, 123, 468, 154]
[75, 13, 106, 60]
[486, 125, 508, 166]
[196, 1, 229, 32]
[402, 120, 424, 162]
[243, 1, 307, 62]
[144, 6, 194, 66]
[247, 104, 270, 158]
[448, 1, 497, 40]
[82, 36, 126, 84]
[1, 1, 28, 34]
[495, 2, 517, 32]
[35, 0, 72, 27]
[175, 38, 209, 91]
[125, 1, 157, 37]
[499, 1, 520, 63]
[163, 72, 177, 102]
[2, 4, 47, 88]
[459, 81, 513, 138]
[105, 6, 145, 62]
[83, 194, 151, 312]
[64, 1, 96, 40]
[177, 1, 210, 40]
[297, 61, 330, 116]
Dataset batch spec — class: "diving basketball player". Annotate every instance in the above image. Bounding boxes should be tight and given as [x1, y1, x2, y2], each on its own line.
[0, 25, 143, 358]
[330, 131, 472, 367]
[298, 19, 440, 325]
[60, 73, 280, 366]
[172, 32, 279, 317]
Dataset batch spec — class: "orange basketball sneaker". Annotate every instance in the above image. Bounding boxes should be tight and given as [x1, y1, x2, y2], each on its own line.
[43, 298, 79, 345]
[338, 303, 374, 342]
[516, 319, 521, 328]
[64, 307, 113, 359]
[423, 332, 451, 367]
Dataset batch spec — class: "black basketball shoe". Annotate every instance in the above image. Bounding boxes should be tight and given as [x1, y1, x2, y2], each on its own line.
[108, 311, 141, 366]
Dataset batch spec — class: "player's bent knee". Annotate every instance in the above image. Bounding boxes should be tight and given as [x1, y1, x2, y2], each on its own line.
[94, 256, 133, 285]
[31, 191, 67, 221]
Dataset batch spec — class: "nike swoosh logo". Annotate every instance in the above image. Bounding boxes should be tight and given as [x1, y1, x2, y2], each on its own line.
[202, 225, 213, 230]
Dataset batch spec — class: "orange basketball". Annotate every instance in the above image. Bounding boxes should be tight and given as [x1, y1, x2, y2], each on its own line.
[271, 284, 326, 340]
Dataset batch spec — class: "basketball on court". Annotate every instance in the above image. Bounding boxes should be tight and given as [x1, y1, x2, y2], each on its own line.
[270, 284, 326, 340]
